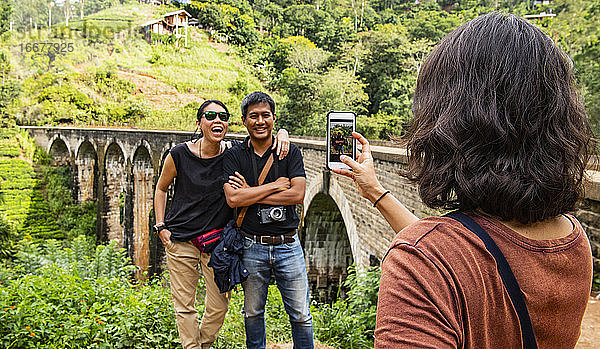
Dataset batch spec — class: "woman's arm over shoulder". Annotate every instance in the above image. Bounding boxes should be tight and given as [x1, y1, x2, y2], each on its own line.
[375, 241, 461, 349]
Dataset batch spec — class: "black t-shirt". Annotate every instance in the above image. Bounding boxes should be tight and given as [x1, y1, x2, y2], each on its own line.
[222, 137, 306, 236]
[164, 142, 236, 242]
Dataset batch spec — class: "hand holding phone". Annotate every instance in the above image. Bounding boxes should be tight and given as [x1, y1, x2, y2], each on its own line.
[326, 111, 356, 170]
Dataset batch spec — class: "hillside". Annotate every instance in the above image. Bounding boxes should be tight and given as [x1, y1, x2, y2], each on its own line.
[1, 3, 263, 133]
[1, 0, 598, 139]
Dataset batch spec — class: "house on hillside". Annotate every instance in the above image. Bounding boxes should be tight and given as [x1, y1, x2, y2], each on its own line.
[141, 9, 192, 47]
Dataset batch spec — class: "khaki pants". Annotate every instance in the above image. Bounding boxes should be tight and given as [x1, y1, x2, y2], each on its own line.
[166, 241, 231, 349]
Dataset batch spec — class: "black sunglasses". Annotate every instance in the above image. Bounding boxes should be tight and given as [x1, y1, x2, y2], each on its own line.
[203, 111, 230, 122]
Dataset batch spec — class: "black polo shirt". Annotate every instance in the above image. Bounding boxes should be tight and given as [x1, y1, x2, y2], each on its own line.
[222, 137, 306, 236]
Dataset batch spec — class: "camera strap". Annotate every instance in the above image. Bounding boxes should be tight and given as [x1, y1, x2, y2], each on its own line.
[236, 142, 274, 227]
[248, 137, 278, 186]
[445, 211, 538, 349]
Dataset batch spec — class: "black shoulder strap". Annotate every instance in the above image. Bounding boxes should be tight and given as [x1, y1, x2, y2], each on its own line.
[445, 211, 538, 349]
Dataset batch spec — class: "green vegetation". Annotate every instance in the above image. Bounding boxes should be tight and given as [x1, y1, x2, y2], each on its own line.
[0, 0, 9, 36]
[0, 1, 598, 346]
[0, 235, 378, 348]
[0, 127, 96, 258]
[2, 1, 598, 138]
[0, 2, 264, 133]
[177, 0, 600, 138]
[0, 124, 381, 347]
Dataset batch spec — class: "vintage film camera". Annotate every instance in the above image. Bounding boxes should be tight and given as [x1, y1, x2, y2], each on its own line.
[258, 206, 286, 224]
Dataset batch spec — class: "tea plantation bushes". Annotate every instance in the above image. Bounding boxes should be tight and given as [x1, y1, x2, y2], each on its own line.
[0, 127, 96, 250]
[0, 129, 63, 243]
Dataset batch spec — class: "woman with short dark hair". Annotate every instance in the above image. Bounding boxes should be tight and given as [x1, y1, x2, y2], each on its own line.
[334, 12, 593, 348]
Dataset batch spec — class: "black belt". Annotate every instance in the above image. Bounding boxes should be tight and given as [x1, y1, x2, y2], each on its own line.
[243, 231, 296, 245]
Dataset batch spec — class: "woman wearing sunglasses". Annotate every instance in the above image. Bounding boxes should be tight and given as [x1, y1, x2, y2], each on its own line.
[153, 99, 290, 349]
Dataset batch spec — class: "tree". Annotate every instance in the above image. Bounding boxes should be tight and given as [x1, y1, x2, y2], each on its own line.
[280, 36, 329, 74]
[548, 0, 600, 136]
[274, 68, 320, 135]
[358, 24, 433, 121]
[402, 4, 464, 42]
[63, 0, 71, 26]
[260, 2, 283, 31]
[277, 5, 344, 50]
[275, 64, 368, 136]
[0, 0, 9, 34]
[185, 2, 258, 46]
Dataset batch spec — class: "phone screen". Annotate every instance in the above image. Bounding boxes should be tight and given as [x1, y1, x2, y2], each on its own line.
[327, 111, 356, 170]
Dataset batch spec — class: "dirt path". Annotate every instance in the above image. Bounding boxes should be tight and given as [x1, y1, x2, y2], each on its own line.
[576, 296, 600, 348]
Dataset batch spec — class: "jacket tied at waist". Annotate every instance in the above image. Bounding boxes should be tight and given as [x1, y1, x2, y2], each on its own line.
[208, 220, 249, 293]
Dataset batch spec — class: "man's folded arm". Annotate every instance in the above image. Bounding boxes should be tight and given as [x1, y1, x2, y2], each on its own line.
[257, 177, 305, 205]
[224, 178, 289, 208]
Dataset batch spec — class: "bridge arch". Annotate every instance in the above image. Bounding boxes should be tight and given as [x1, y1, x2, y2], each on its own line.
[304, 177, 360, 263]
[104, 138, 129, 166]
[302, 177, 358, 301]
[48, 136, 71, 164]
[131, 140, 153, 164]
[104, 142, 127, 247]
[75, 141, 97, 202]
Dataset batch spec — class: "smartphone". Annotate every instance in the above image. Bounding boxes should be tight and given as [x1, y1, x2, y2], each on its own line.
[326, 111, 356, 170]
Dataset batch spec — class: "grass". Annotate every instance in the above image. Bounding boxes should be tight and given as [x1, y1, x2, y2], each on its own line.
[64, 2, 162, 28]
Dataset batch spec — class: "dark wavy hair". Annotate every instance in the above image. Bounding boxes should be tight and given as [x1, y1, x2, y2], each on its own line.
[407, 12, 591, 224]
[241, 91, 275, 120]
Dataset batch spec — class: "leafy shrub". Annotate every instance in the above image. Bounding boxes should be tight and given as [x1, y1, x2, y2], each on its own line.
[228, 77, 249, 97]
[0, 239, 177, 348]
[12, 235, 134, 280]
[0, 213, 13, 259]
[151, 32, 177, 45]
[0, 233, 381, 349]
[312, 265, 380, 349]
[87, 65, 136, 100]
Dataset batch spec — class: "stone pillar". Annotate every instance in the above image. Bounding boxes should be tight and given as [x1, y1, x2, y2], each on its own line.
[132, 147, 154, 280]
[104, 143, 126, 246]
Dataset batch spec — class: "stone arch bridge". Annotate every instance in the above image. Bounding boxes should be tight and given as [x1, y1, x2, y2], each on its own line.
[23, 126, 600, 299]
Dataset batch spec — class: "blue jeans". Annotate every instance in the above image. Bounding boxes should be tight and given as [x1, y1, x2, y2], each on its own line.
[242, 233, 314, 349]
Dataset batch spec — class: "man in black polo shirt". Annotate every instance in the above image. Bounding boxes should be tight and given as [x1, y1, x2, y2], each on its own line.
[223, 91, 313, 349]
